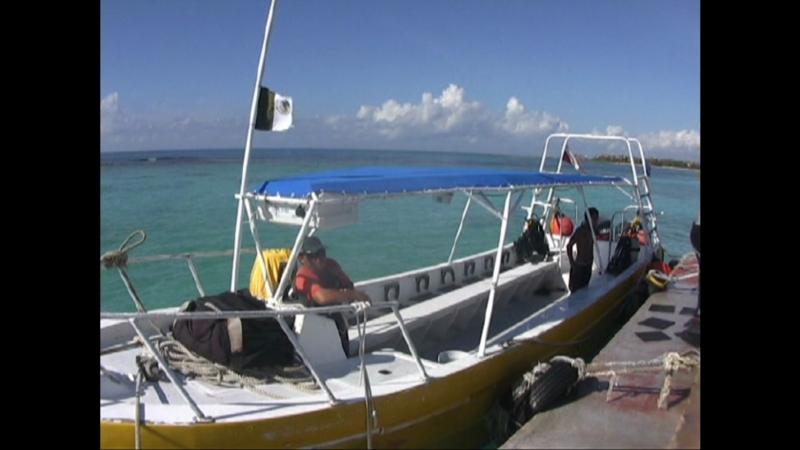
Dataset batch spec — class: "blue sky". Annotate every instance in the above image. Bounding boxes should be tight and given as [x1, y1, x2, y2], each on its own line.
[101, 0, 700, 160]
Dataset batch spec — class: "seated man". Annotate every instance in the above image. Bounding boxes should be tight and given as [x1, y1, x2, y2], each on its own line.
[293, 236, 370, 356]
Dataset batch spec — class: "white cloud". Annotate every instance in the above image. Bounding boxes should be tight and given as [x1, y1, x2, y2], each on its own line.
[589, 125, 627, 137]
[356, 84, 483, 139]
[100, 91, 247, 151]
[100, 92, 120, 135]
[355, 84, 568, 145]
[638, 129, 700, 151]
[100, 85, 698, 160]
[588, 125, 700, 155]
[499, 97, 569, 136]
[101, 92, 119, 113]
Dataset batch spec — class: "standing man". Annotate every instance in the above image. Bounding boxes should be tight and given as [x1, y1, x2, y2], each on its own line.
[690, 211, 700, 317]
[566, 207, 599, 292]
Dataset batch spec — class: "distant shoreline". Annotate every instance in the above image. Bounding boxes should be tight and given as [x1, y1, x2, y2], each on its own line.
[598, 160, 700, 173]
[592, 154, 700, 171]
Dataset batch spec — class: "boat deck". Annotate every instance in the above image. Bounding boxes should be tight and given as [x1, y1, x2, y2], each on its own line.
[101, 343, 438, 425]
[501, 257, 700, 449]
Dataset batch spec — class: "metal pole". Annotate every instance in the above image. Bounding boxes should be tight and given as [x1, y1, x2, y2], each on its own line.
[528, 134, 555, 222]
[510, 190, 525, 216]
[467, 191, 503, 220]
[231, 0, 280, 292]
[128, 319, 210, 422]
[271, 199, 317, 303]
[544, 137, 570, 220]
[448, 194, 472, 263]
[538, 134, 557, 171]
[117, 267, 147, 313]
[478, 191, 513, 357]
[623, 139, 645, 220]
[275, 316, 339, 404]
[243, 197, 275, 297]
[134, 371, 143, 449]
[630, 137, 661, 246]
[185, 256, 206, 297]
[530, 135, 569, 223]
[624, 139, 639, 187]
[390, 305, 429, 381]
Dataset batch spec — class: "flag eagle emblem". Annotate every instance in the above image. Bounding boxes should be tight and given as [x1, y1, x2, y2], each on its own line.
[255, 87, 293, 131]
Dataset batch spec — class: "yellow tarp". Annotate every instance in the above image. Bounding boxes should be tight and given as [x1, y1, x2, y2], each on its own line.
[249, 248, 293, 300]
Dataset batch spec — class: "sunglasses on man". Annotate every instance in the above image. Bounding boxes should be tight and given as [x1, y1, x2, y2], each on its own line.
[304, 249, 326, 259]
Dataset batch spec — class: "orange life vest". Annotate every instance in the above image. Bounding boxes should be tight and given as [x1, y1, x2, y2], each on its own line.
[551, 215, 574, 236]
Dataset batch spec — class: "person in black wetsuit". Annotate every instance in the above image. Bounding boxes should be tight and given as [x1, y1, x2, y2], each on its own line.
[566, 207, 599, 292]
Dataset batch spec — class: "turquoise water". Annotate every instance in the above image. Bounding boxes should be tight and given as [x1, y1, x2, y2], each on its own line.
[101, 148, 699, 313]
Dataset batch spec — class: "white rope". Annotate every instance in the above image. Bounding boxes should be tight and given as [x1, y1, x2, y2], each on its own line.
[585, 350, 700, 409]
[551, 355, 586, 381]
[545, 350, 699, 409]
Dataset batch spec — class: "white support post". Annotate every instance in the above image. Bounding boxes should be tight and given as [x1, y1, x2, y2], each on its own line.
[525, 188, 540, 221]
[530, 135, 568, 222]
[624, 139, 640, 188]
[448, 193, 472, 263]
[510, 190, 525, 217]
[538, 134, 557, 171]
[528, 131, 555, 221]
[117, 267, 148, 313]
[478, 191, 514, 357]
[231, 0, 280, 292]
[544, 138, 570, 221]
[271, 200, 317, 303]
[243, 197, 275, 297]
[467, 191, 503, 220]
[390, 305, 429, 381]
[185, 256, 206, 297]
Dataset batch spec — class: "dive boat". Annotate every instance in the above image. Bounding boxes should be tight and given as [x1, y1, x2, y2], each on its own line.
[100, 2, 664, 448]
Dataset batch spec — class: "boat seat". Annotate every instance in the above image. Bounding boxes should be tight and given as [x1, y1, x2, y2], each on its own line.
[293, 312, 347, 366]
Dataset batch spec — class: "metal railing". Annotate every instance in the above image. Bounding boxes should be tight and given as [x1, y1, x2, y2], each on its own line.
[102, 300, 429, 422]
[529, 133, 662, 253]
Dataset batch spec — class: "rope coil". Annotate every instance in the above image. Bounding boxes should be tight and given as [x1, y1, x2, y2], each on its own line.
[101, 230, 147, 269]
[153, 336, 319, 399]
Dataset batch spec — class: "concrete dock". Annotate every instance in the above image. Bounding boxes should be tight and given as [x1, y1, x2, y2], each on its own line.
[501, 256, 700, 449]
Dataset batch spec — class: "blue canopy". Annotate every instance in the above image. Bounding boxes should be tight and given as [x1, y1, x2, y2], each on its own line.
[255, 166, 624, 198]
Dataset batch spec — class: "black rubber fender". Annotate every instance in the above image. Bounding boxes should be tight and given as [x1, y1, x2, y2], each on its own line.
[526, 359, 580, 416]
